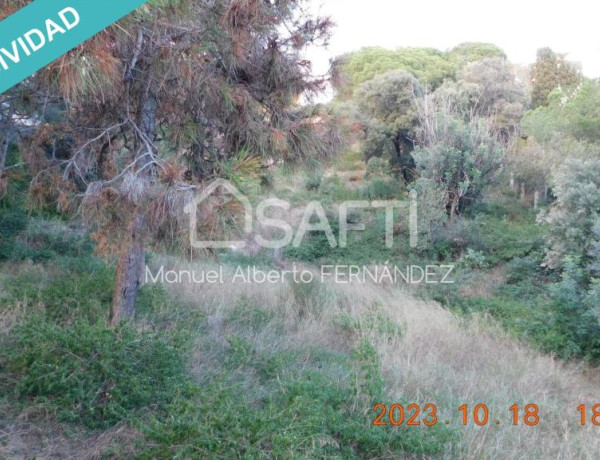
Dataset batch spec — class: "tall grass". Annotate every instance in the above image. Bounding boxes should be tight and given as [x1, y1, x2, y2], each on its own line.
[152, 257, 600, 459]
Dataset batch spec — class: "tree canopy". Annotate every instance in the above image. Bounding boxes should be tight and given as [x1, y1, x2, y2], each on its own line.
[530, 47, 582, 109]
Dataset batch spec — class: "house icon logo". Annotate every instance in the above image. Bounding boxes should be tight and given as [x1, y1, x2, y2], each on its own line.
[184, 179, 253, 249]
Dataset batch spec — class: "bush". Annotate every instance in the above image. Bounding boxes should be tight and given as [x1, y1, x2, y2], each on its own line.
[505, 256, 543, 285]
[364, 156, 390, 180]
[545, 260, 600, 360]
[319, 174, 361, 201]
[304, 170, 324, 191]
[434, 215, 544, 266]
[0, 318, 189, 428]
[362, 178, 404, 200]
[285, 208, 398, 264]
[0, 208, 28, 261]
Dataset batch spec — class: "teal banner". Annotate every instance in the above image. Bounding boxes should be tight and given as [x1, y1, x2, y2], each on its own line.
[0, 0, 148, 94]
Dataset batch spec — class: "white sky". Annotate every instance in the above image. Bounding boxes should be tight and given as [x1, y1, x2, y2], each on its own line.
[306, 0, 600, 79]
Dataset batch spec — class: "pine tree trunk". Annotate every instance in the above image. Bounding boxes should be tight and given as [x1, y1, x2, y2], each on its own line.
[109, 41, 157, 324]
[110, 212, 146, 326]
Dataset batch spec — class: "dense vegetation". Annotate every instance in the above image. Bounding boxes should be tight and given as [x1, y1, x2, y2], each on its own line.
[1, 1, 600, 458]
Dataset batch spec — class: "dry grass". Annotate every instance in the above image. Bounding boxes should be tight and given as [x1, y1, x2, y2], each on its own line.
[0, 411, 141, 460]
[151, 256, 600, 459]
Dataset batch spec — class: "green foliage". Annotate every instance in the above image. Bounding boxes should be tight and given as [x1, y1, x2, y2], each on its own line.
[530, 47, 582, 109]
[332, 44, 506, 101]
[0, 318, 189, 429]
[139, 341, 455, 458]
[364, 156, 391, 180]
[226, 297, 277, 332]
[290, 277, 336, 319]
[362, 178, 404, 200]
[357, 70, 423, 129]
[284, 209, 399, 265]
[448, 42, 507, 66]
[436, 211, 544, 266]
[541, 158, 600, 273]
[332, 47, 456, 99]
[460, 248, 487, 268]
[545, 260, 600, 360]
[356, 70, 422, 180]
[304, 169, 324, 191]
[414, 114, 505, 215]
[523, 80, 600, 143]
[457, 58, 528, 131]
[409, 178, 448, 251]
[220, 249, 278, 269]
[362, 120, 395, 160]
[319, 175, 362, 201]
[335, 148, 364, 172]
[0, 208, 28, 261]
[3, 258, 114, 323]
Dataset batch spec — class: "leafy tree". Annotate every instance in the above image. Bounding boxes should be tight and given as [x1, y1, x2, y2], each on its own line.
[508, 135, 594, 198]
[524, 80, 600, 144]
[413, 110, 505, 218]
[540, 158, 600, 275]
[356, 70, 423, 181]
[18, 0, 338, 325]
[530, 47, 581, 109]
[330, 43, 506, 100]
[459, 58, 528, 132]
[447, 42, 507, 67]
[331, 47, 455, 99]
[432, 58, 528, 136]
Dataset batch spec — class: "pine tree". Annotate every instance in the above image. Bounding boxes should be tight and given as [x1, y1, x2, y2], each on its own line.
[531, 47, 581, 109]
[17, 0, 338, 324]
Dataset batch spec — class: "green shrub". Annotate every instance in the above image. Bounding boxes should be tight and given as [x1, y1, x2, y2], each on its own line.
[436, 215, 544, 266]
[319, 174, 361, 201]
[546, 261, 600, 360]
[459, 248, 487, 269]
[220, 249, 277, 269]
[0, 208, 28, 261]
[1, 318, 189, 429]
[505, 256, 543, 285]
[4, 260, 115, 323]
[304, 170, 324, 191]
[136, 283, 169, 316]
[362, 178, 404, 200]
[24, 220, 95, 259]
[285, 209, 397, 264]
[364, 156, 390, 180]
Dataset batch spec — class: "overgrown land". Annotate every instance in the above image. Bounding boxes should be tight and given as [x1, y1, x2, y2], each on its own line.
[2, 1, 600, 459]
